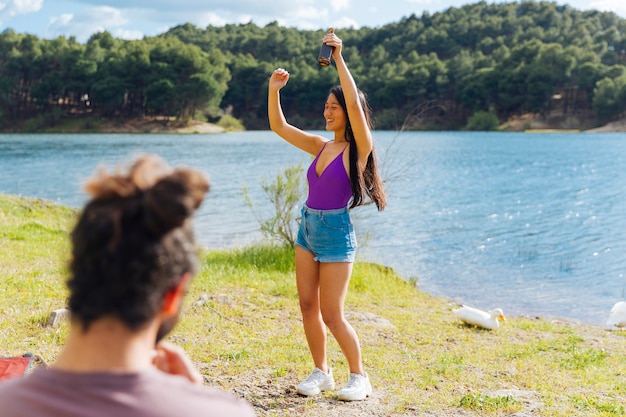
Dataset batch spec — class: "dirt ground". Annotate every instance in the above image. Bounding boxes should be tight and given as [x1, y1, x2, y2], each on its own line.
[204, 368, 543, 417]
[585, 118, 626, 132]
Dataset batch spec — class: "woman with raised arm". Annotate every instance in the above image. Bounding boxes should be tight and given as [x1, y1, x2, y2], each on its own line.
[268, 30, 386, 402]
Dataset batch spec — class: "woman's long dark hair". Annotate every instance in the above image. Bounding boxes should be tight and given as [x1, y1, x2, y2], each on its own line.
[329, 85, 386, 211]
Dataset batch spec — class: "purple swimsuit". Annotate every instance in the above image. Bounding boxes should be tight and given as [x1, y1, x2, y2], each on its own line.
[306, 142, 352, 210]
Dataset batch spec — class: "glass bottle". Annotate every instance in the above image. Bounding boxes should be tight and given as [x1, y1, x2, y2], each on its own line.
[318, 28, 334, 67]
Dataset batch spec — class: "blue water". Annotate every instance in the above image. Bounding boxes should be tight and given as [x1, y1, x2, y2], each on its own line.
[1, 131, 625, 325]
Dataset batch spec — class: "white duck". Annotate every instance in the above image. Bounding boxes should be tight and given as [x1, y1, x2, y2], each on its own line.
[453, 305, 506, 330]
[605, 301, 626, 331]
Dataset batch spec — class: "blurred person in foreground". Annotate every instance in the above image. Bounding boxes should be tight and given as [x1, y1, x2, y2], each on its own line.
[0, 154, 256, 417]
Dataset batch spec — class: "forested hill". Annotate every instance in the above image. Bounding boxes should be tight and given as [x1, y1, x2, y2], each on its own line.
[1, 1, 625, 131]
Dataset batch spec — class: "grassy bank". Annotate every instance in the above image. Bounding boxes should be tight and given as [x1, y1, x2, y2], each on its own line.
[1, 193, 625, 416]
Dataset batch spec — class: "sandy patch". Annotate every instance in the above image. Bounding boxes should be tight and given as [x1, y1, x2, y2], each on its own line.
[90, 118, 226, 134]
[173, 121, 225, 134]
[585, 118, 626, 132]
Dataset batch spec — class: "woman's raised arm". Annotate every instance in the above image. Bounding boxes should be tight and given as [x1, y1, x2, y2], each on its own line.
[268, 68, 325, 156]
[323, 32, 373, 170]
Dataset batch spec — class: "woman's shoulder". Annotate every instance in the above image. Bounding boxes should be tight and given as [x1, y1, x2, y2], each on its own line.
[307, 135, 331, 155]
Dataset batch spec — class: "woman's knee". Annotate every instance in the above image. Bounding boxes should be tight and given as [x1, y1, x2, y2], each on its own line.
[321, 309, 345, 330]
[299, 297, 320, 316]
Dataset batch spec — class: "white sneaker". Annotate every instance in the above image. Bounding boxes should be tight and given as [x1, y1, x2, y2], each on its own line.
[337, 372, 372, 401]
[296, 368, 335, 396]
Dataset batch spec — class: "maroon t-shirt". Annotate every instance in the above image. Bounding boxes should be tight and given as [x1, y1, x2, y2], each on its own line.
[0, 367, 256, 417]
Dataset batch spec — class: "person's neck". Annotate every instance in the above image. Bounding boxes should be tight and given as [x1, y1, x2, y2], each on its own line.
[53, 317, 158, 373]
[333, 128, 347, 143]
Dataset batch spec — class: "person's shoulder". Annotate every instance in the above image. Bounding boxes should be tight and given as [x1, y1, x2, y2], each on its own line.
[192, 386, 256, 414]
[0, 375, 24, 395]
[0, 368, 255, 417]
[0, 369, 50, 416]
[142, 369, 256, 416]
[0, 366, 48, 392]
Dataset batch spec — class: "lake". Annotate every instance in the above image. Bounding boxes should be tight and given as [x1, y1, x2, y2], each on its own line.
[1, 131, 625, 326]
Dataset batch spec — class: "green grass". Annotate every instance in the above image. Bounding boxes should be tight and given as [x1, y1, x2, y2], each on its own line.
[459, 393, 522, 413]
[1, 193, 626, 416]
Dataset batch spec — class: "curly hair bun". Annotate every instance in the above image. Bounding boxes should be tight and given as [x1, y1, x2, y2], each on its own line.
[84, 154, 210, 236]
[144, 169, 210, 236]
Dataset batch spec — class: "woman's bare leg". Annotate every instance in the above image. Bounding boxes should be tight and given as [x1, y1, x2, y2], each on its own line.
[295, 246, 328, 372]
[319, 261, 363, 375]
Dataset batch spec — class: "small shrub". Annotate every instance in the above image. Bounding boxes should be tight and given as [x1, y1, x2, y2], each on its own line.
[217, 114, 245, 131]
[466, 110, 500, 131]
[243, 164, 305, 247]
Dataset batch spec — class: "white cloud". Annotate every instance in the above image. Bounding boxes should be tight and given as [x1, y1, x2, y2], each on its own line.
[68, 0, 316, 18]
[194, 12, 229, 28]
[332, 16, 359, 29]
[46, 6, 129, 41]
[407, 0, 436, 5]
[13, 0, 42, 13]
[138, 1, 335, 33]
[332, 0, 350, 13]
[0, 0, 42, 19]
[588, 0, 626, 16]
[113, 28, 143, 40]
[3, 0, 625, 42]
[49, 12, 72, 27]
[290, 6, 328, 21]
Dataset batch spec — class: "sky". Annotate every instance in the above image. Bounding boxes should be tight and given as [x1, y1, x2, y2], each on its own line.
[1, 0, 626, 43]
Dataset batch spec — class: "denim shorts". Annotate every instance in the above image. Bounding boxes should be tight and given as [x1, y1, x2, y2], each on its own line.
[295, 204, 357, 263]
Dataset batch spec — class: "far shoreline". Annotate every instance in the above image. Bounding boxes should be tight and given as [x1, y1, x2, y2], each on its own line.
[2, 114, 626, 134]
[0, 117, 229, 135]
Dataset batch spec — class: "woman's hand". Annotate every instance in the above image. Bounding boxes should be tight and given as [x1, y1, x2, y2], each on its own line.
[153, 340, 203, 385]
[322, 31, 343, 60]
[269, 68, 290, 91]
